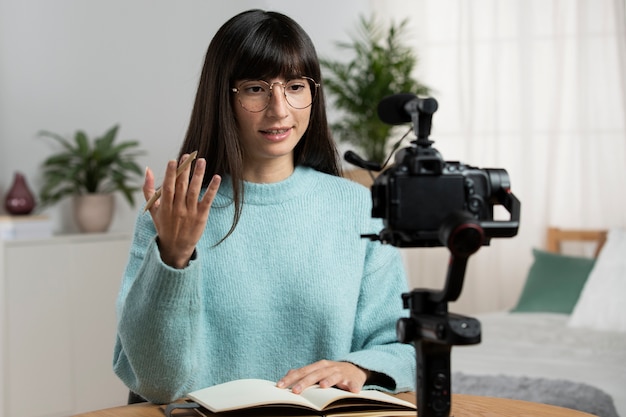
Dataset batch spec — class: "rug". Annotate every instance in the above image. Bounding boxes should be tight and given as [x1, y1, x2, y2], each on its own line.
[451, 372, 619, 417]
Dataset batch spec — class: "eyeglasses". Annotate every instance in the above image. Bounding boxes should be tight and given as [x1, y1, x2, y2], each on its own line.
[231, 77, 320, 112]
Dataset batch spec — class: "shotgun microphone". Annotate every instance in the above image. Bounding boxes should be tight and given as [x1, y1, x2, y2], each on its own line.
[378, 94, 439, 125]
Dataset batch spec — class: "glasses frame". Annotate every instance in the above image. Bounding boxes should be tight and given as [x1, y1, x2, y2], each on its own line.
[231, 76, 320, 113]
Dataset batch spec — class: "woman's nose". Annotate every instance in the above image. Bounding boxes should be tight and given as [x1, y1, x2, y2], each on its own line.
[266, 88, 289, 117]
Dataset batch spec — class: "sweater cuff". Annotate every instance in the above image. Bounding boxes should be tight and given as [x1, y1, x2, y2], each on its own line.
[342, 348, 416, 393]
[155, 236, 197, 269]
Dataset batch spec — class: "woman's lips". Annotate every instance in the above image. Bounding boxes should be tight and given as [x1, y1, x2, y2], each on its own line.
[260, 127, 292, 141]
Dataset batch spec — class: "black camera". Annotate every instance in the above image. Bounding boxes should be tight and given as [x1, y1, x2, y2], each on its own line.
[346, 94, 520, 417]
[354, 94, 520, 248]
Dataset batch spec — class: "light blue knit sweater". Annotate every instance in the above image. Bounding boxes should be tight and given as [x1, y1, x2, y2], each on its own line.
[113, 166, 416, 404]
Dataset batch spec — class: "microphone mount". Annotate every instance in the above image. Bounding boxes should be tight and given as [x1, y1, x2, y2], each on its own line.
[344, 150, 383, 172]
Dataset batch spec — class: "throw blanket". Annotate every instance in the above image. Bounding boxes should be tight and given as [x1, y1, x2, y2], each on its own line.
[452, 372, 619, 417]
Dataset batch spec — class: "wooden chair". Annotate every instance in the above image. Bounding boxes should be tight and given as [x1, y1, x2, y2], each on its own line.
[545, 227, 607, 258]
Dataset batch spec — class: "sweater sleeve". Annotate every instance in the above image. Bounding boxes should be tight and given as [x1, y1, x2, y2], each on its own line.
[112, 212, 204, 404]
[341, 219, 417, 393]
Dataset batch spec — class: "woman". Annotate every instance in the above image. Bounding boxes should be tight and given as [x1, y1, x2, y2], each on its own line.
[113, 9, 415, 404]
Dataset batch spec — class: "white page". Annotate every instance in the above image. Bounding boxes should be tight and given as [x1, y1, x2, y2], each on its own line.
[188, 379, 319, 412]
[301, 386, 416, 410]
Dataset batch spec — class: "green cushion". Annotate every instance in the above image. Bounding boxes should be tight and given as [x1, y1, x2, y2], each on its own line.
[512, 248, 596, 314]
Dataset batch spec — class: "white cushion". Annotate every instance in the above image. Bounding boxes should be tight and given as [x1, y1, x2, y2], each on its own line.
[568, 228, 626, 332]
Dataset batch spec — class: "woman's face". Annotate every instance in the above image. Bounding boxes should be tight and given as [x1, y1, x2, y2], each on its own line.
[233, 77, 312, 176]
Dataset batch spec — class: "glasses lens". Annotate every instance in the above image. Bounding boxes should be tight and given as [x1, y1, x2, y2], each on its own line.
[237, 80, 271, 112]
[284, 78, 315, 109]
[235, 78, 317, 112]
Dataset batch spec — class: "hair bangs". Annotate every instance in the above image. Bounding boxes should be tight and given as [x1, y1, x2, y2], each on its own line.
[232, 24, 312, 82]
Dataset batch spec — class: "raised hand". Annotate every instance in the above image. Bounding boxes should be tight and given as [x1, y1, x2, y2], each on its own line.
[143, 154, 221, 268]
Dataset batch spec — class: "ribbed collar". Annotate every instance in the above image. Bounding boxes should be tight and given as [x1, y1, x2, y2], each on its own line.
[215, 166, 318, 206]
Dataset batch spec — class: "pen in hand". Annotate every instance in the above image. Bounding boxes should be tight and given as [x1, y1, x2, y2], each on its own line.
[144, 151, 198, 212]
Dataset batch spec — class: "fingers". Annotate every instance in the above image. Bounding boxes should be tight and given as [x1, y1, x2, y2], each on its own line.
[277, 361, 368, 394]
[171, 154, 195, 212]
[186, 158, 206, 209]
[149, 153, 208, 213]
[199, 172, 222, 210]
[159, 159, 180, 212]
[143, 166, 155, 201]
[143, 166, 161, 213]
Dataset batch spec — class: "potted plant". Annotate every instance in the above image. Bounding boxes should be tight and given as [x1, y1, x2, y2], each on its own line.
[320, 15, 429, 178]
[38, 124, 144, 233]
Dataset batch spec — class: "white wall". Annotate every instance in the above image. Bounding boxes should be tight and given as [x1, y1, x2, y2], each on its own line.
[0, 0, 371, 233]
[9, 1, 619, 317]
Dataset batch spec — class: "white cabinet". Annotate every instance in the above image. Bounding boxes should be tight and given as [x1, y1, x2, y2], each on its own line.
[0, 233, 132, 417]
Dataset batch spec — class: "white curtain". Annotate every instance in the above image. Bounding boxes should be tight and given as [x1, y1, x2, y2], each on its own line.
[370, 0, 626, 313]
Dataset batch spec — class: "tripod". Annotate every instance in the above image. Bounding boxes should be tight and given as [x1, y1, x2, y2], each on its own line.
[396, 213, 485, 417]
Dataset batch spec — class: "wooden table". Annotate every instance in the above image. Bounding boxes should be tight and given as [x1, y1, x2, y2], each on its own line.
[72, 392, 596, 417]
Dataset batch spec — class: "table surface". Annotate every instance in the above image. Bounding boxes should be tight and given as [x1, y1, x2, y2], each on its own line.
[72, 392, 597, 417]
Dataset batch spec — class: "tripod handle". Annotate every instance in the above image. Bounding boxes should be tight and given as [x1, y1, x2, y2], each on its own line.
[417, 341, 452, 417]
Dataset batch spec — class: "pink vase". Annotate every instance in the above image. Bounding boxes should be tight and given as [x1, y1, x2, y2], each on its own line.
[5, 172, 36, 215]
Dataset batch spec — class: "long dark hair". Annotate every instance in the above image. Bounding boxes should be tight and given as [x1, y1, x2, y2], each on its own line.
[179, 9, 341, 242]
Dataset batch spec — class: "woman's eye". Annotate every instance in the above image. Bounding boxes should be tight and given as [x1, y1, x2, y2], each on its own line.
[287, 83, 306, 92]
[245, 85, 266, 94]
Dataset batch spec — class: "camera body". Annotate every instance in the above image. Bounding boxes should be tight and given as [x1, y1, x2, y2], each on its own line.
[371, 142, 512, 247]
[363, 94, 520, 249]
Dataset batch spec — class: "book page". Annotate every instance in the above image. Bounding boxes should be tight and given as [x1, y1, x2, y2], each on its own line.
[187, 379, 320, 412]
[301, 386, 416, 410]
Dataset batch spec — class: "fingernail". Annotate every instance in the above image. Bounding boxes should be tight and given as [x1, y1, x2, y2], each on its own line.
[276, 381, 284, 388]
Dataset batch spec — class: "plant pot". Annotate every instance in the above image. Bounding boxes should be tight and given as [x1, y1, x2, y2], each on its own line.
[73, 194, 115, 233]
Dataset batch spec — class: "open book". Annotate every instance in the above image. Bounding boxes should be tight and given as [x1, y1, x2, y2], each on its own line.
[185, 378, 416, 416]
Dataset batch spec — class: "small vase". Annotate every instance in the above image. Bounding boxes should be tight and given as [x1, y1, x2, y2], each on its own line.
[73, 193, 115, 233]
[5, 172, 36, 215]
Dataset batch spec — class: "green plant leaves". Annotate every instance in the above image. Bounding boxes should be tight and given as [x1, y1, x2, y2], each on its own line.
[37, 124, 145, 207]
[320, 14, 429, 165]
